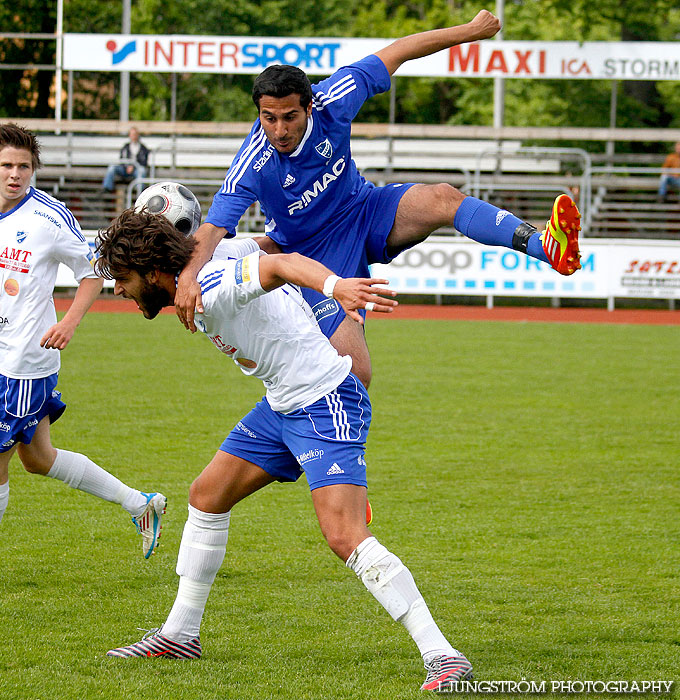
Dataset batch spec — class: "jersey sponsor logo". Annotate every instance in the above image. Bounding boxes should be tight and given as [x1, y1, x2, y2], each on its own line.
[0, 317, 8, 325]
[312, 298, 339, 322]
[282, 174, 296, 188]
[253, 144, 275, 172]
[287, 157, 346, 214]
[235, 257, 251, 284]
[0, 247, 32, 274]
[209, 333, 237, 355]
[315, 138, 333, 159]
[296, 448, 325, 465]
[34, 210, 62, 228]
[3, 279, 19, 296]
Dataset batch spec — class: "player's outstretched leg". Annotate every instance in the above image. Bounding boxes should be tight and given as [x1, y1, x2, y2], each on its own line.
[131, 492, 167, 559]
[540, 194, 582, 276]
[107, 628, 201, 659]
[346, 536, 473, 691]
[452, 193, 581, 275]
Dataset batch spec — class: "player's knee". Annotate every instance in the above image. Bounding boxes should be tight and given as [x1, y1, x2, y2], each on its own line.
[188, 476, 211, 510]
[19, 452, 52, 475]
[432, 182, 464, 215]
[323, 528, 370, 562]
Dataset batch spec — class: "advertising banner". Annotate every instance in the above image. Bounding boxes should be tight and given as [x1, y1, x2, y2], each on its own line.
[63, 35, 680, 81]
[57, 236, 680, 302]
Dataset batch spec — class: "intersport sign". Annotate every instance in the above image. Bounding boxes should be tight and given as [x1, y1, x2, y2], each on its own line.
[63, 35, 680, 80]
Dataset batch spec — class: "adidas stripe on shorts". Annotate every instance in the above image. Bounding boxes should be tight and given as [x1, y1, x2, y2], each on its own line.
[0, 373, 66, 452]
[219, 373, 371, 490]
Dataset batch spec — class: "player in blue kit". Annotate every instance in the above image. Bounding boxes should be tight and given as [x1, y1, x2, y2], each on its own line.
[175, 9, 581, 387]
[98, 208, 472, 691]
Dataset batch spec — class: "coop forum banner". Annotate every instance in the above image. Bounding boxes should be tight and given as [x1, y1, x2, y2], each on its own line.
[63, 35, 680, 80]
[62, 237, 680, 302]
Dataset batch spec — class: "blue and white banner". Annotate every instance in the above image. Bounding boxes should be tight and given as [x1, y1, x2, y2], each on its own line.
[58, 235, 680, 302]
[63, 35, 680, 80]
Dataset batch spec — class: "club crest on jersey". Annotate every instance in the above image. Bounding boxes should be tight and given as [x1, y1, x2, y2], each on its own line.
[16, 231, 27, 244]
[315, 138, 333, 159]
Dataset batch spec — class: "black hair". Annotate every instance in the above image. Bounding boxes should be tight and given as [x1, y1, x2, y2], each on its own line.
[252, 65, 313, 110]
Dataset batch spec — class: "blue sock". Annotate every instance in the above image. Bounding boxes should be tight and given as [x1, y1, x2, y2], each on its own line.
[453, 196, 548, 263]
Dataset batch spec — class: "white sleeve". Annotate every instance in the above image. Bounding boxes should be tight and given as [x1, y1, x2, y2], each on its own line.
[200, 252, 267, 317]
[213, 237, 261, 260]
[54, 227, 98, 282]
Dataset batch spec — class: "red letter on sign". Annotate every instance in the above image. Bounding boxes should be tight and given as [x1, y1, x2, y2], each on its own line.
[449, 44, 480, 72]
[485, 50, 509, 74]
[220, 43, 239, 68]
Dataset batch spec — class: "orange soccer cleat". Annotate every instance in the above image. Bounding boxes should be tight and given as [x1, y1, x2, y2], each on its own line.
[540, 194, 582, 276]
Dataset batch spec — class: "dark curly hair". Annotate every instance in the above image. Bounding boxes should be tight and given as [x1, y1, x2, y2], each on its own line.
[95, 208, 196, 280]
[0, 122, 41, 171]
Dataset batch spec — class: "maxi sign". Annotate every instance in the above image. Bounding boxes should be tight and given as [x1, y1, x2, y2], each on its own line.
[63, 35, 680, 80]
[61, 236, 680, 304]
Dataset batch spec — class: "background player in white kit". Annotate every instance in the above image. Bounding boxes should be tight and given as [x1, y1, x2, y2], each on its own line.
[96, 208, 472, 692]
[0, 123, 165, 558]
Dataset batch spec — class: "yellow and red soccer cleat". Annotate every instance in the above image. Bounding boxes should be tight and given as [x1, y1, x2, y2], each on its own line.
[366, 498, 373, 526]
[540, 194, 582, 276]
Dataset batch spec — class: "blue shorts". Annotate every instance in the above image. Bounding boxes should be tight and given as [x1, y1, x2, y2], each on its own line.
[220, 373, 371, 491]
[0, 373, 66, 453]
[277, 182, 415, 338]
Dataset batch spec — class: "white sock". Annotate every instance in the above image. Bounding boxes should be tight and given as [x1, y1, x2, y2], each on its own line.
[0, 481, 8, 524]
[162, 505, 230, 642]
[46, 449, 146, 516]
[346, 536, 456, 662]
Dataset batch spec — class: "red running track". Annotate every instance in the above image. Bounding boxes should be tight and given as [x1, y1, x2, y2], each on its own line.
[55, 298, 680, 325]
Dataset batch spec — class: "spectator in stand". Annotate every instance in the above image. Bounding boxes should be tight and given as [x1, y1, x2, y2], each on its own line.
[657, 141, 680, 203]
[101, 127, 150, 193]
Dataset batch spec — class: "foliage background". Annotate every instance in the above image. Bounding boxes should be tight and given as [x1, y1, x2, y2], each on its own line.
[1, 0, 680, 146]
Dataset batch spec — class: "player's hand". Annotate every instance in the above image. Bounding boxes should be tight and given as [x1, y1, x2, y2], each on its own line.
[466, 10, 501, 41]
[175, 271, 203, 333]
[333, 278, 398, 325]
[40, 320, 76, 350]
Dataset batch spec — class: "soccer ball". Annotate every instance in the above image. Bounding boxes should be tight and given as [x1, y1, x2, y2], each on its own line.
[134, 181, 202, 236]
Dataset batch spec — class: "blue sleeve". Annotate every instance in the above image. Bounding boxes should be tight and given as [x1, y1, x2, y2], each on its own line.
[312, 55, 391, 123]
[205, 122, 262, 237]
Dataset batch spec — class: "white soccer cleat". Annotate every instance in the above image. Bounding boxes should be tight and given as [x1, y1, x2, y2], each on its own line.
[107, 628, 201, 659]
[131, 492, 166, 559]
[421, 652, 474, 692]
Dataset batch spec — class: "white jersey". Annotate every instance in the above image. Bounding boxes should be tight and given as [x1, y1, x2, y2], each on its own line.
[0, 187, 98, 379]
[195, 240, 352, 413]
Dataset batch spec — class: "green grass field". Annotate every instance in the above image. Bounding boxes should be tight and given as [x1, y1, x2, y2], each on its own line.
[1, 313, 678, 700]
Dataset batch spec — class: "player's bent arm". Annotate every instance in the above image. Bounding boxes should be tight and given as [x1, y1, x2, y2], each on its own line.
[374, 9, 500, 75]
[176, 222, 231, 331]
[40, 276, 104, 350]
[258, 253, 397, 324]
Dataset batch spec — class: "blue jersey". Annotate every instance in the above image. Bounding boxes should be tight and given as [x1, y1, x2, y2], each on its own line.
[206, 55, 413, 337]
[206, 55, 391, 251]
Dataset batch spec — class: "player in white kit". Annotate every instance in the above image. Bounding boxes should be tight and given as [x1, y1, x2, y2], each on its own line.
[96, 208, 473, 692]
[0, 123, 165, 558]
